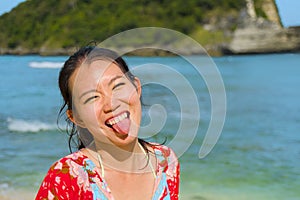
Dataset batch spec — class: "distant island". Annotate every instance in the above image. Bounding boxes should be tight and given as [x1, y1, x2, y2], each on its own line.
[0, 0, 299, 56]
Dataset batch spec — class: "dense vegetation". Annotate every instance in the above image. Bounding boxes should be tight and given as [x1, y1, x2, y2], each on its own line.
[253, 0, 268, 18]
[0, 0, 246, 54]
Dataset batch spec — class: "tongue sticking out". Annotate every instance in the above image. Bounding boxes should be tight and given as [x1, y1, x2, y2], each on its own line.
[111, 118, 130, 135]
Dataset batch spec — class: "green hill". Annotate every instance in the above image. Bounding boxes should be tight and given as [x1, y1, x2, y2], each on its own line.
[0, 0, 266, 55]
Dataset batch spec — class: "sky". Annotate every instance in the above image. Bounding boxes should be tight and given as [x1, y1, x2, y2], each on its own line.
[0, 0, 300, 27]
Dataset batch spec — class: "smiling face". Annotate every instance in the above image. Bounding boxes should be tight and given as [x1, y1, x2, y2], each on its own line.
[68, 59, 142, 148]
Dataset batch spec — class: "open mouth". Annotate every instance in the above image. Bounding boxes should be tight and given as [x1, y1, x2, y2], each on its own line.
[105, 111, 130, 135]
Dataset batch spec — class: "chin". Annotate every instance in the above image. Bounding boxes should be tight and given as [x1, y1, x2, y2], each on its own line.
[105, 135, 138, 151]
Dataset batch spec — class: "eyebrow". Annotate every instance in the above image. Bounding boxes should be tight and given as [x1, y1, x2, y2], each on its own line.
[108, 75, 123, 87]
[79, 89, 97, 100]
[79, 75, 123, 100]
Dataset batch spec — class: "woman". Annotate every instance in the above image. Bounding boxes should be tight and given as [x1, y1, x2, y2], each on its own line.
[36, 47, 180, 200]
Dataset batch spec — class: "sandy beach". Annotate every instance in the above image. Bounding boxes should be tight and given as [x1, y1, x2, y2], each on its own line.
[0, 187, 36, 200]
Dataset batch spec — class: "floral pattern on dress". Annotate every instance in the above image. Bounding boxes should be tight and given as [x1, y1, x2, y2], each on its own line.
[36, 144, 180, 200]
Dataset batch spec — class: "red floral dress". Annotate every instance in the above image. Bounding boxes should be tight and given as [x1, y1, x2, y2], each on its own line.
[36, 144, 180, 200]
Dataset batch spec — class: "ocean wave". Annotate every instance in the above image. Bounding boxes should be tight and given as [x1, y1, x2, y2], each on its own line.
[7, 118, 57, 132]
[28, 61, 64, 69]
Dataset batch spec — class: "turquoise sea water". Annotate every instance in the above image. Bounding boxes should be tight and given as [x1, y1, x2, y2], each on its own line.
[0, 54, 299, 199]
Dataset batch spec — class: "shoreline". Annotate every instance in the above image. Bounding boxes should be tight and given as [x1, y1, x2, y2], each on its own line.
[0, 47, 300, 57]
[0, 188, 36, 200]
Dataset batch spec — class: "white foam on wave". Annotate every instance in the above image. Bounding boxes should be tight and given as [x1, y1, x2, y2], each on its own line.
[7, 118, 57, 132]
[28, 61, 63, 69]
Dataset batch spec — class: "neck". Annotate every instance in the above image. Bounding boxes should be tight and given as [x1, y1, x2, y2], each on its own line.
[95, 138, 141, 162]
[86, 139, 152, 174]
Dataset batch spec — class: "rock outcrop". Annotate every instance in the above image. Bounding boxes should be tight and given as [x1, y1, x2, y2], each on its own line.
[226, 24, 300, 54]
[261, 0, 282, 26]
[224, 0, 300, 54]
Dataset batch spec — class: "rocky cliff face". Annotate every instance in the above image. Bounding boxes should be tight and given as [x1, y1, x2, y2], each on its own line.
[261, 0, 282, 27]
[227, 23, 300, 54]
[224, 0, 300, 54]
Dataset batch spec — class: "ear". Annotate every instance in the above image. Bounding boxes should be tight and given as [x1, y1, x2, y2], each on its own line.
[66, 109, 86, 127]
[66, 109, 76, 124]
[134, 77, 142, 97]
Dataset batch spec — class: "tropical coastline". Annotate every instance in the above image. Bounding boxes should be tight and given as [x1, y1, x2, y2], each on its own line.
[1, 0, 300, 56]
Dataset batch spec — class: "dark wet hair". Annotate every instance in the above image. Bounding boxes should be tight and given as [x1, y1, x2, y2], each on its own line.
[58, 46, 150, 152]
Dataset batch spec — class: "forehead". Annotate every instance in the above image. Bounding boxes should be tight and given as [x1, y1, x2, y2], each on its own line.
[83, 59, 123, 78]
[70, 59, 125, 92]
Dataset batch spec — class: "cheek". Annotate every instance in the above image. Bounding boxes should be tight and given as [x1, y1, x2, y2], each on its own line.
[77, 105, 99, 125]
[128, 91, 142, 122]
[113, 85, 140, 105]
[126, 88, 141, 108]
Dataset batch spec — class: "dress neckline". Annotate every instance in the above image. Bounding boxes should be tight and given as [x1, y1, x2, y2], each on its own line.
[76, 148, 165, 199]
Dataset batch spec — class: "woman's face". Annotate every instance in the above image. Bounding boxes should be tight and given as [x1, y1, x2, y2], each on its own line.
[68, 59, 142, 148]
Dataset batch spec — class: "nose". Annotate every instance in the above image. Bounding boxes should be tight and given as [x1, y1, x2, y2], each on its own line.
[102, 93, 120, 114]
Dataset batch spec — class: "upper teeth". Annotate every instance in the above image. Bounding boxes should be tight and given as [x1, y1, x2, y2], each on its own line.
[107, 112, 128, 126]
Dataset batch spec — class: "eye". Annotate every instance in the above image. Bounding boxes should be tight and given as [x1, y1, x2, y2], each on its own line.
[84, 95, 99, 104]
[112, 82, 125, 90]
